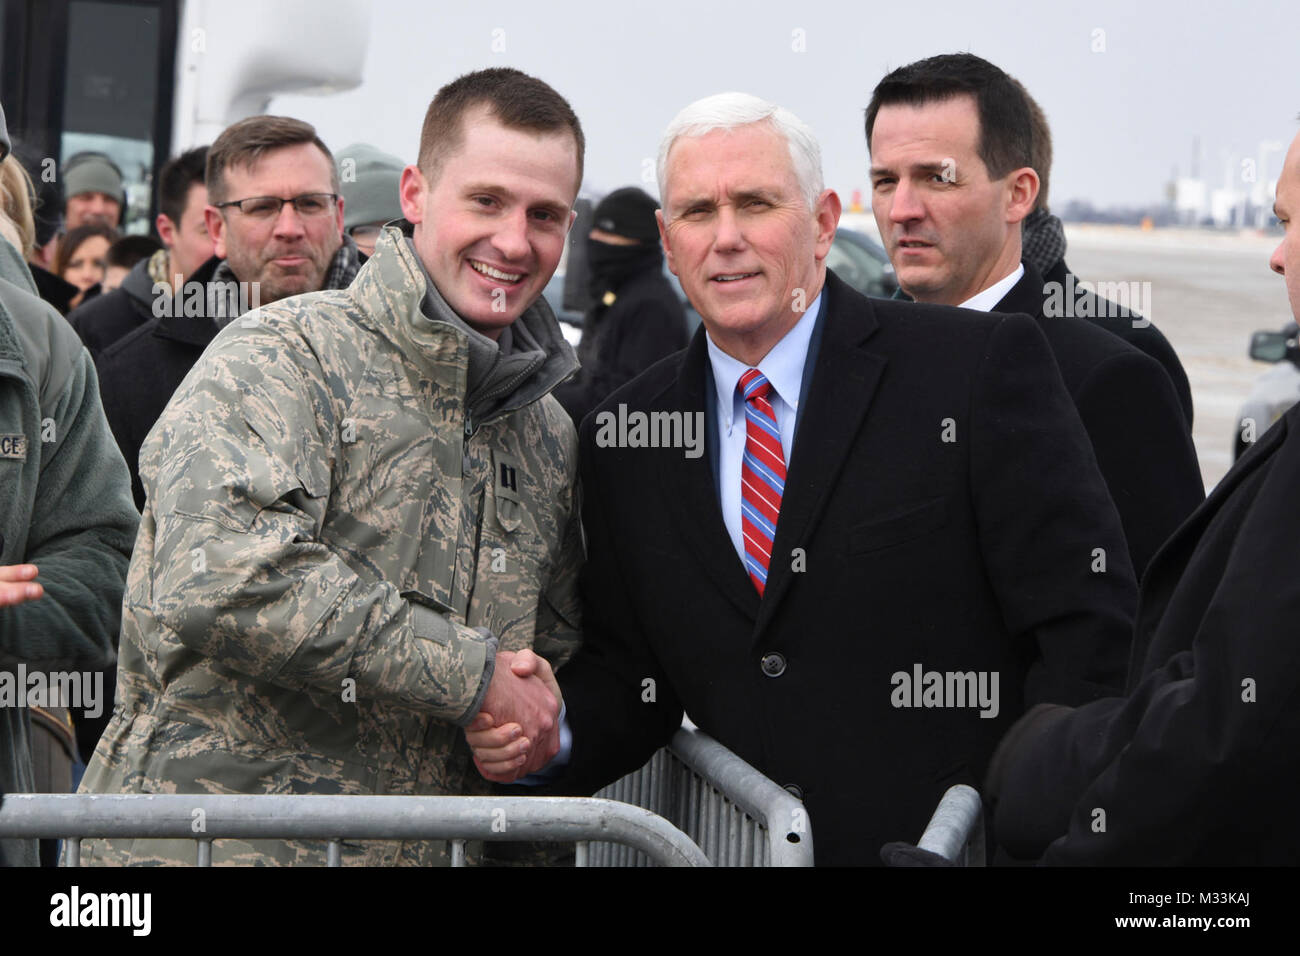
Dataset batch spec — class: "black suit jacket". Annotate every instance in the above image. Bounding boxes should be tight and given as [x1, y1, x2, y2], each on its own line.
[553, 270, 1137, 865]
[1043, 258, 1194, 427]
[994, 264, 1204, 578]
[993, 401, 1300, 864]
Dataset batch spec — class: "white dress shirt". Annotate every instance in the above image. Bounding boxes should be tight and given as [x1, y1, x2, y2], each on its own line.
[956, 264, 1024, 313]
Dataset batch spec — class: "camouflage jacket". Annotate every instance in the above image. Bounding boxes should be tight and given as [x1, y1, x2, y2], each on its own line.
[78, 226, 583, 866]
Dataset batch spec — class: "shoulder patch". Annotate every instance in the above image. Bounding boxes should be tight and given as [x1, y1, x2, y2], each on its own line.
[0, 433, 28, 460]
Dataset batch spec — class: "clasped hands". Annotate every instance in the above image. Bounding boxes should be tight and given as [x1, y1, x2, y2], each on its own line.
[466, 649, 561, 784]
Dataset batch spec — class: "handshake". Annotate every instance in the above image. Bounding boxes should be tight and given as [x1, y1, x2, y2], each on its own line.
[465, 649, 562, 784]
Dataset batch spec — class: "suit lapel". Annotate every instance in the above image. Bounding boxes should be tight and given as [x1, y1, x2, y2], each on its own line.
[753, 272, 886, 636]
[656, 328, 760, 619]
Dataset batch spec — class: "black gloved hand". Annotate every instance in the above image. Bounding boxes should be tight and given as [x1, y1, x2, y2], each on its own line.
[984, 702, 1074, 805]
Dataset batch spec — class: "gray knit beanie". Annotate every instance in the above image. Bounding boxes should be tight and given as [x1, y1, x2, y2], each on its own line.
[337, 143, 405, 230]
[63, 153, 125, 204]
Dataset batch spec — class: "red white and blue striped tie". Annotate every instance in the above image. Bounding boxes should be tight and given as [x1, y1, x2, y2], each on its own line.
[738, 368, 786, 596]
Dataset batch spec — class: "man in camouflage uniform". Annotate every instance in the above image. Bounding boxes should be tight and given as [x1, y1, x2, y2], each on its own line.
[77, 68, 586, 865]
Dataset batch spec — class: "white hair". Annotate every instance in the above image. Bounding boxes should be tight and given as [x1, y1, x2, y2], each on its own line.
[656, 92, 825, 212]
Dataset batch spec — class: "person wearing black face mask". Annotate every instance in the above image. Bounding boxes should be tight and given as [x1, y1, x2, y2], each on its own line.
[554, 187, 688, 425]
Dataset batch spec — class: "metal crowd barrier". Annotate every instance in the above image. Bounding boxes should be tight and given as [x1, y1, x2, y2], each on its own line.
[1, 737, 971, 868]
[916, 784, 985, 866]
[0, 794, 710, 867]
[590, 722, 814, 866]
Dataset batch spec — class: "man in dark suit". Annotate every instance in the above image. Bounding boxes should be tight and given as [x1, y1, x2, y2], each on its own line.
[983, 126, 1300, 865]
[866, 54, 1203, 578]
[467, 92, 1138, 866]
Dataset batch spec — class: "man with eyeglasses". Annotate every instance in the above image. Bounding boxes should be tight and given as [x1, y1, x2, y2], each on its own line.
[93, 116, 362, 509]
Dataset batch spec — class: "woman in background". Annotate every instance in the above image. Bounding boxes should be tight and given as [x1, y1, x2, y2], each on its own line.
[53, 223, 116, 311]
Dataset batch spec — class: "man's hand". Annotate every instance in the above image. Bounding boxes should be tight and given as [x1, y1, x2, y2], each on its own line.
[468, 650, 562, 783]
[0, 565, 43, 607]
[470, 649, 561, 783]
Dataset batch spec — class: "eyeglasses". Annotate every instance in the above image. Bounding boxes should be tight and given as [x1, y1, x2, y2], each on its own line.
[215, 193, 339, 220]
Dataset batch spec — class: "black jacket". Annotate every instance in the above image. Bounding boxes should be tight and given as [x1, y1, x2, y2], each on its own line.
[1044, 258, 1194, 427]
[992, 401, 1300, 864]
[547, 270, 1137, 865]
[554, 268, 688, 426]
[67, 256, 158, 355]
[95, 256, 223, 509]
[28, 262, 79, 316]
[995, 264, 1204, 578]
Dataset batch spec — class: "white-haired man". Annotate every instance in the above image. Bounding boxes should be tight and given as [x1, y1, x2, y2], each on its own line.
[470, 92, 1136, 866]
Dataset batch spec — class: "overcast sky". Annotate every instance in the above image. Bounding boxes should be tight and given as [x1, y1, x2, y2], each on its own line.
[272, 0, 1300, 209]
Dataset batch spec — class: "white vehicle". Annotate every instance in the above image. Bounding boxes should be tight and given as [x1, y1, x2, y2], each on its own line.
[1234, 322, 1300, 460]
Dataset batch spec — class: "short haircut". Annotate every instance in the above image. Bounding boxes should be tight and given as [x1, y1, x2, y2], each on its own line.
[865, 53, 1033, 183]
[157, 146, 209, 225]
[1012, 78, 1052, 213]
[106, 233, 162, 270]
[53, 222, 117, 276]
[417, 68, 584, 191]
[205, 116, 338, 205]
[657, 92, 824, 211]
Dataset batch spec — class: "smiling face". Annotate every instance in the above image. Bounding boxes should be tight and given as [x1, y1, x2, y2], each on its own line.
[205, 142, 344, 304]
[659, 122, 839, 366]
[400, 107, 579, 339]
[1270, 131, 1300, 322]
[869, 95, 1037, 306]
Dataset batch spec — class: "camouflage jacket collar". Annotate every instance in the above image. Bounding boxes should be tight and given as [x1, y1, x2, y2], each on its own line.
[354, 223, 578, 427]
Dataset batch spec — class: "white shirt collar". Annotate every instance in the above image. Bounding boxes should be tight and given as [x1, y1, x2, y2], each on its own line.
[706, 291, 823, 424]
[957, 263, 1025, 313]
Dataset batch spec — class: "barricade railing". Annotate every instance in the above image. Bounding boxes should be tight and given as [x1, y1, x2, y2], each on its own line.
[589, 722, 814, 866]
[916, 784, 985, 866]
[0, 794, 711, 867]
